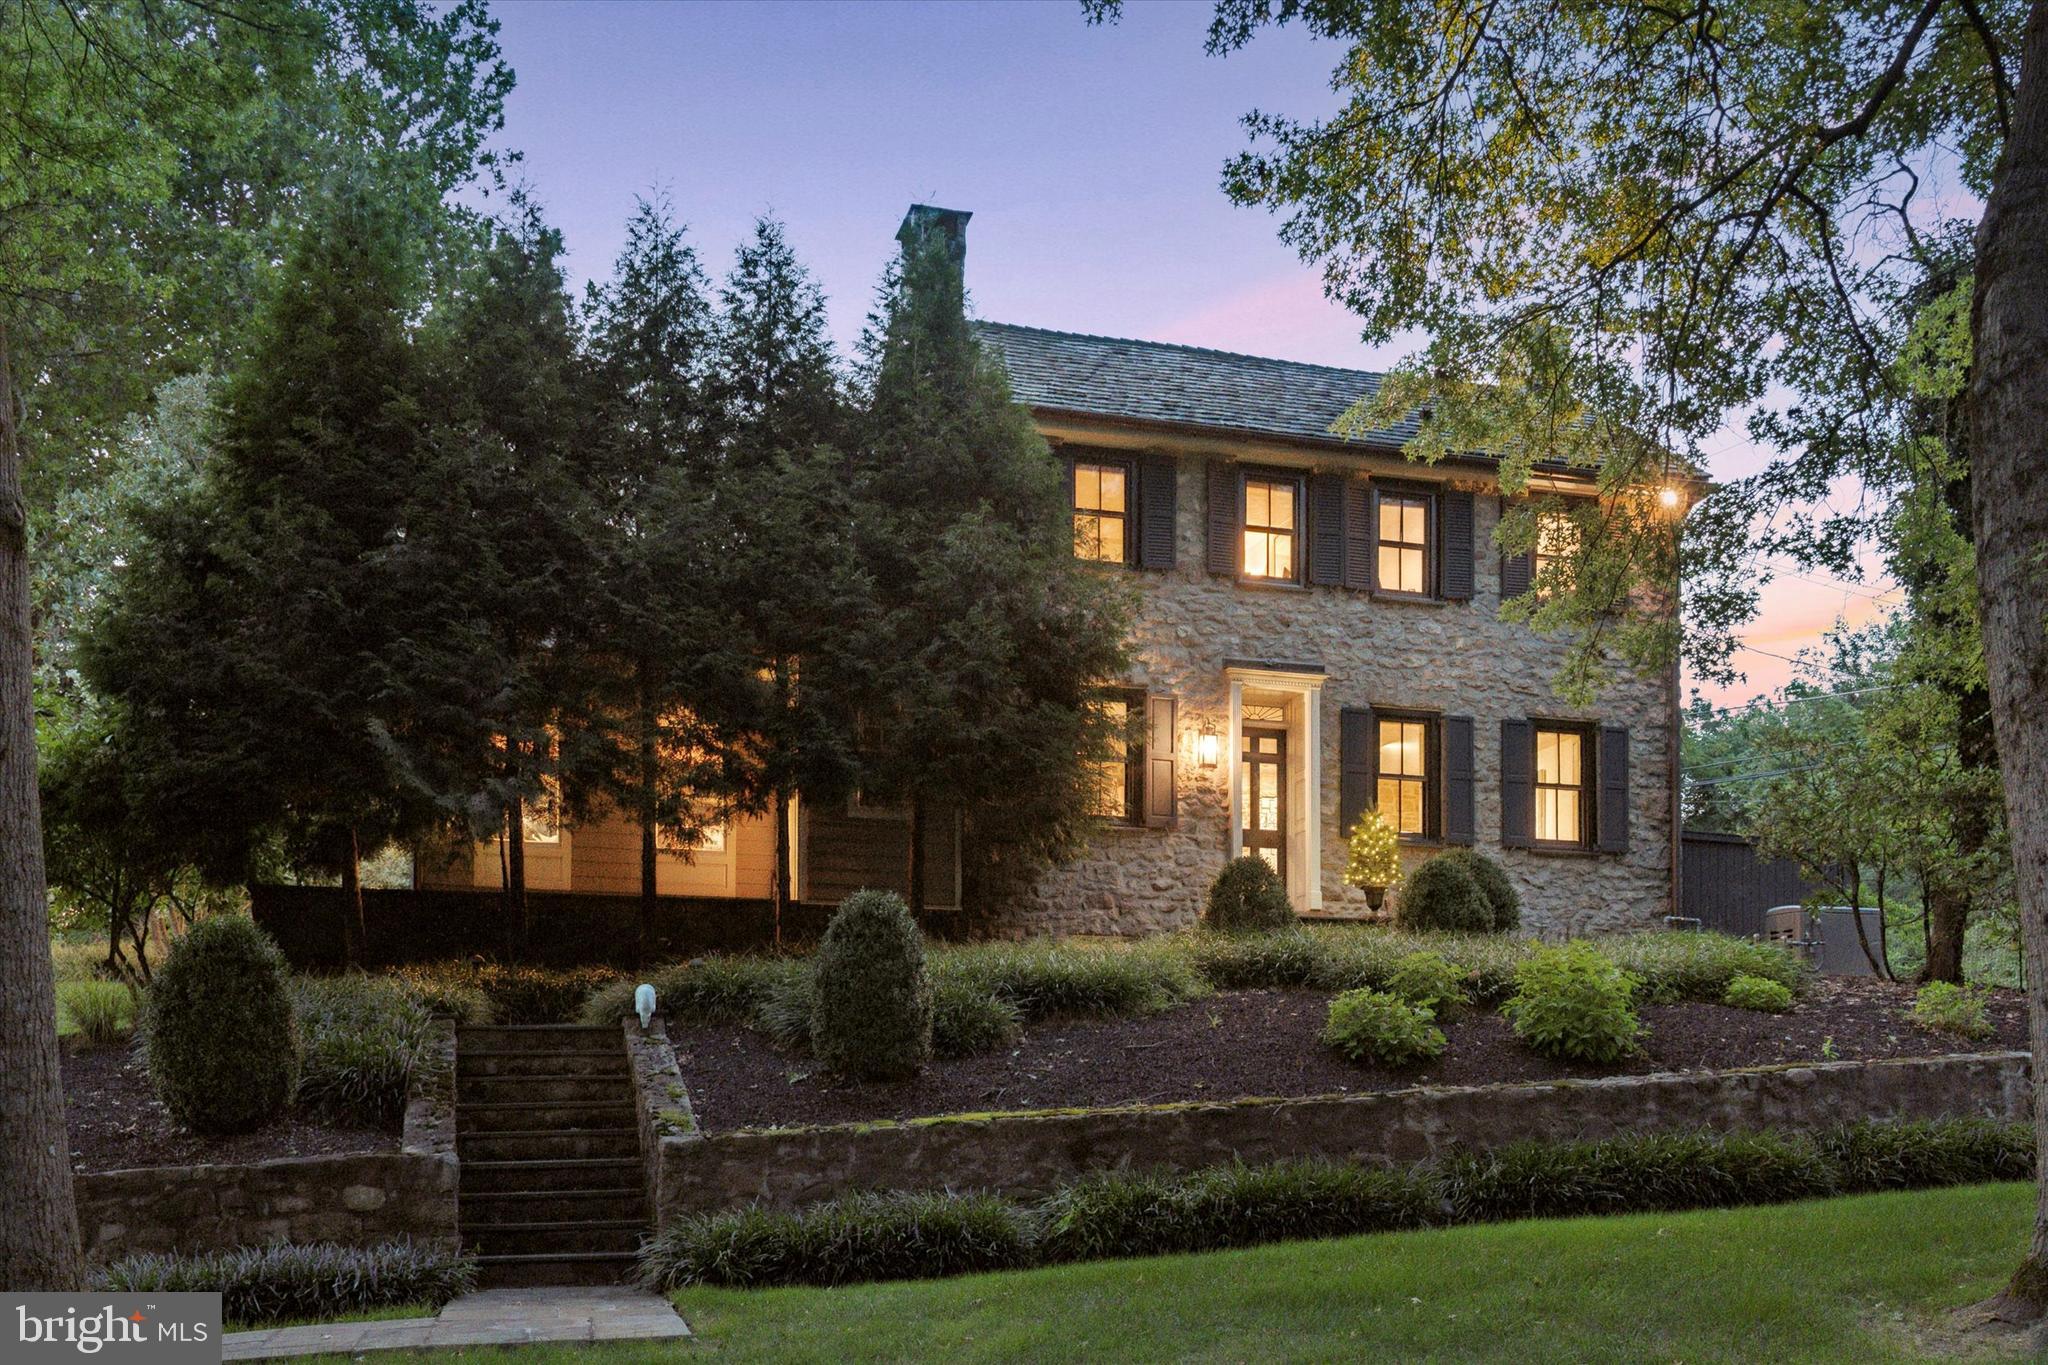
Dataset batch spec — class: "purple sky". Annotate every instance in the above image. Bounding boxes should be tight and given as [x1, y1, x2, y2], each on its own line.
[481, 0, 1900, 707]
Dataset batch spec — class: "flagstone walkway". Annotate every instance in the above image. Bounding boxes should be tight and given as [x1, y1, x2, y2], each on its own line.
[221, 1285, 691, 1360]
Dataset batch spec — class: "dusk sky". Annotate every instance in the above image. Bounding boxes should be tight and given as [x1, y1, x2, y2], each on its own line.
[480, 0, 1901, 708]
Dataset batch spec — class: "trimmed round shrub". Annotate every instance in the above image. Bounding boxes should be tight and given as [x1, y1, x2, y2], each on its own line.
[811, 890, 932, 1080]
[1392, 854, 1493, 933]
[143, 916, 300, 1134]
[1502, 941, 1642, 1063]
[1386, 950, 1469, 1015]
[1321, 988, 1447, 1067]
[1204, 856, 1296, 934]
[1722, 973, 1795, 1013]
[1435, 848, 1519, 932]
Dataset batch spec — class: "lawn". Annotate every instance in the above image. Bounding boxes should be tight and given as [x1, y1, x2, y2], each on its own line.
[282, 1182, 2038, 1363]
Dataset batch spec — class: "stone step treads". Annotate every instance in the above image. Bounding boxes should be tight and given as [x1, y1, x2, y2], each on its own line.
[462, 1157, 646, 1195]
[470, 1251, 643, 1289]
[458, 1128, 642, 1162]
[459, 1073, 634, 1105]
[457, 1050, 630, 1079]
[460, 1188, 649, 1226]
[456, 1024, 621, 1054]
[458, 1219, 649, 1258]
[456, 1099, 639, 1133]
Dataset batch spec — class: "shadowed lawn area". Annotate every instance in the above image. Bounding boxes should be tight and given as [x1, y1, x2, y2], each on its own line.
[283, 1182, 2036, 1363]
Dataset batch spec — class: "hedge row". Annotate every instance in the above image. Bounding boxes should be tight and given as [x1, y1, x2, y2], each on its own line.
[637, 1117, 2030, 1291]
[95, 1240, 476, 1328]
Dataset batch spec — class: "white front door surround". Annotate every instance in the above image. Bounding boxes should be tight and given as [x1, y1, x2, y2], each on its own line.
[1224, 662, 1324, 912]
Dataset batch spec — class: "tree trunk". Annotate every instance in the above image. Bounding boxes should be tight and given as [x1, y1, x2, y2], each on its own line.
[1970, 0, 2048, 1319]
[340, 826, 365, 969]
[0, 316, 85, 1288]
[772, 786, 791, 949]
[637, 663, 657, 970]
[1924, 884, 1969, 984]
[1846, 862, 1887, 978]
[906, 795, 927, 916]
[505, 796, 529, 960]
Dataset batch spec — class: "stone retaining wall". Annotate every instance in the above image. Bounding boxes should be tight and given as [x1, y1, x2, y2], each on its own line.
[623, 1016, 700, 1218]
[77, 1018, 462, 1263]
[652, 1050, 2030, 1221]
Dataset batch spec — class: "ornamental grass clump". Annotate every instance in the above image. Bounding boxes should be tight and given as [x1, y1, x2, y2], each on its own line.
[96, 1240, 476, 1328]
[1502, 940, 1642, 1063]
[1908, 980, 1995, 1041]
[1722, 973, 1796, 1013]
[1436, 1129, 1836, 1223]
[1392, 854, 1494, 933]
[1606, 932, 1804, 1004]
[289, 975, 435, 1127]
[578, 953, 806, 1027]
[143, 916, 299, 1135]
[1181, 928, 1329, 989]
[1204, 855, 1297, 934]
[1385, 949, 1470, 1015]
[811, 890, 932, 1080]
[1321, 988, 1447, 1066]
[933, 939, 1203, 1021]
[61, 980, 134, 1046]
[1816, 1118, 2033, 1192]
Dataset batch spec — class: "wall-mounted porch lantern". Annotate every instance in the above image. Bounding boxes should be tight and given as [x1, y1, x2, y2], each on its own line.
[1196, 721, 1220, 770]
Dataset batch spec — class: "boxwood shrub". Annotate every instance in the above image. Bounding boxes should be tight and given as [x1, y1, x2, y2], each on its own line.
[143, 916, 300, 1135]
[1434, 848, 1520, 932]
[96, 1240, 476, 1328]
[1204, 855, 1297, 934]
[812, 890, 932, 1080]
[1392, 856, 1494, 934]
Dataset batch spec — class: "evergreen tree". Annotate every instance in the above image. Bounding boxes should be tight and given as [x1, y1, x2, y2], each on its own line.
[578, 196, 725, 964]
[85, 177, 440, 966]
[849, 221, 1132, 912]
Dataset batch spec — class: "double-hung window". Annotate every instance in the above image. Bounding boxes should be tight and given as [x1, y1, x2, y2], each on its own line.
[1533, 508, 1579, 592]
[1072, 460, 1131, 565]
[1533, 723, 1593, 847]
[1376, 491, 1432, 594]
[1242, 475, 1300, 582]
[1375, 713, 1438, 839]
[1084, 690, 1144, 823]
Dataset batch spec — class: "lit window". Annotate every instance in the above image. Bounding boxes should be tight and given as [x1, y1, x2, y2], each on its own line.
[522, 774, 562, 843]
[1534, 725, 1590, 846]
[1377, 492, 1431, 594]
[1243, 477, 1298, 581]
[1376, 715, 1435, 837]
[1534, 509, 1578, 590]
[1073, 461, 1129, 563]
[1084, 697, 1134, 819]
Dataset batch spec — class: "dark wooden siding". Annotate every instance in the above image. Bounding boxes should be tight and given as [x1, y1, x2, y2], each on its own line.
[1680, 830, 1816, 936]
[801, 802, 962, 910]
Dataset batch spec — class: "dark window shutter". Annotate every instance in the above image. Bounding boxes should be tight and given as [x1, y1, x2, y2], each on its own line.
[1499, 498, 1532, 598]
[1143, 696, 1178, 827]
[1500, 719, 1534, 847]
[1343, 481, 1372, 589]
[1440, 489, 1474, 600]
[1137, 454, 1176, 571]
[1444, 715, 1475, 845]
[1308, 472, 1344, 586]
[1206, 461, 1238, 576]
[1597, 725, 1630, 852]
[1339, 706, 1374, 841]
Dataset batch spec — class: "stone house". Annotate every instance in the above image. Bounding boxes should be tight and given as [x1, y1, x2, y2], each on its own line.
[417, 204, 1684, 940]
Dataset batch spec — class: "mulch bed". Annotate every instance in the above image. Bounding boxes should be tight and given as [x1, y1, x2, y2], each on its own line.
[672, 977, 2030, 1133]
[63, 1042, 394, 1174]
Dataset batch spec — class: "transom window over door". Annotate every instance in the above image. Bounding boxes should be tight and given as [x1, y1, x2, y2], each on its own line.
[1376, 715, 1436, 838]
[1242, 476, 1299, 581]
[1534, 725, 1591, 846]
[1377, 492, 1432, 594]
[1072, 461, 1129, 564]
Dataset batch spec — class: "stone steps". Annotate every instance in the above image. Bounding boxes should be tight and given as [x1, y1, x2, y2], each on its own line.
[455, 1024, 648, 1287]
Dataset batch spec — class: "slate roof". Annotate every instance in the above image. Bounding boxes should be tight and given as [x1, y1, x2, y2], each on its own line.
[972, 321, 1421, 452]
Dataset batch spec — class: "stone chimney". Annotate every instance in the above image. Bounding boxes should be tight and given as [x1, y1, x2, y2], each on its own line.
[896, 204, 971, 268]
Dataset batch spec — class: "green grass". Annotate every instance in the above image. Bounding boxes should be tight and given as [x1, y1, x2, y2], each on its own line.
[275, 1183, 2035, 1363]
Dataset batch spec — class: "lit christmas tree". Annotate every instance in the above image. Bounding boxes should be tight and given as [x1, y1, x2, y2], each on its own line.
[1344, 808, 1403, 910]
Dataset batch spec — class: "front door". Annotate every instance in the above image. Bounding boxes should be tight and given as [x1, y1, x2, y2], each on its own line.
[1241, 726, 1287, 880]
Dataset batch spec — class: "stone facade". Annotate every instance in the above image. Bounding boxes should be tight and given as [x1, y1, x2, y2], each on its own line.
[1005, 452, 1677, 938]
[653, 1050, 2028, 1219]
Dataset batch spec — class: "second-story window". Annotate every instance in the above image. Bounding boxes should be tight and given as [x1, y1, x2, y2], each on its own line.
[1377, 491, 1432, 594]
[1533, 508, 1579, 591]
[1242, 475, 1299, 581]
[1072, 461, 1129, 564]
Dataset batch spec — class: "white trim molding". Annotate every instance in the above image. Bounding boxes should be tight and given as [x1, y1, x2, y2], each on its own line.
[1223, 662, 1326, 912]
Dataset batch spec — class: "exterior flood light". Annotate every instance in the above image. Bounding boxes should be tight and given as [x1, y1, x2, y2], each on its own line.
[1658, 486, 1681, 510]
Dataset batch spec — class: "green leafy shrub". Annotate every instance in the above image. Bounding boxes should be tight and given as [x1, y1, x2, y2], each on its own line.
[1204, 855, 1297, 934]
[1321, 988, 1447, 1066]
[1501, 941, 1642, 1063]
[1606, 932, 1804, 1004]
[1386, 950, 1469, 1015]
[1817, 1118, 2034, 1192]
[1392, 855, 1494, 934]
[931, 976, 1023, 1059]
[1037, 1159, 1434, 1262]
[638, 1191, 1033, 1290]
[1437, 1129, 1836, 1223]
[1722, 973, 1795, 1012]
[812, 890, 931, 1080]
[1437, 848, 1520, 931]
[96, 1240, 475, 1328]
[579, 953, 806, 1027]
[1908, 980, 1995, 1040]
[290, 976, 434, 1127]
[60, 981, 134, 1046]
[933, 940, 1203, 1022]
[143, 916, 299, 1134]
